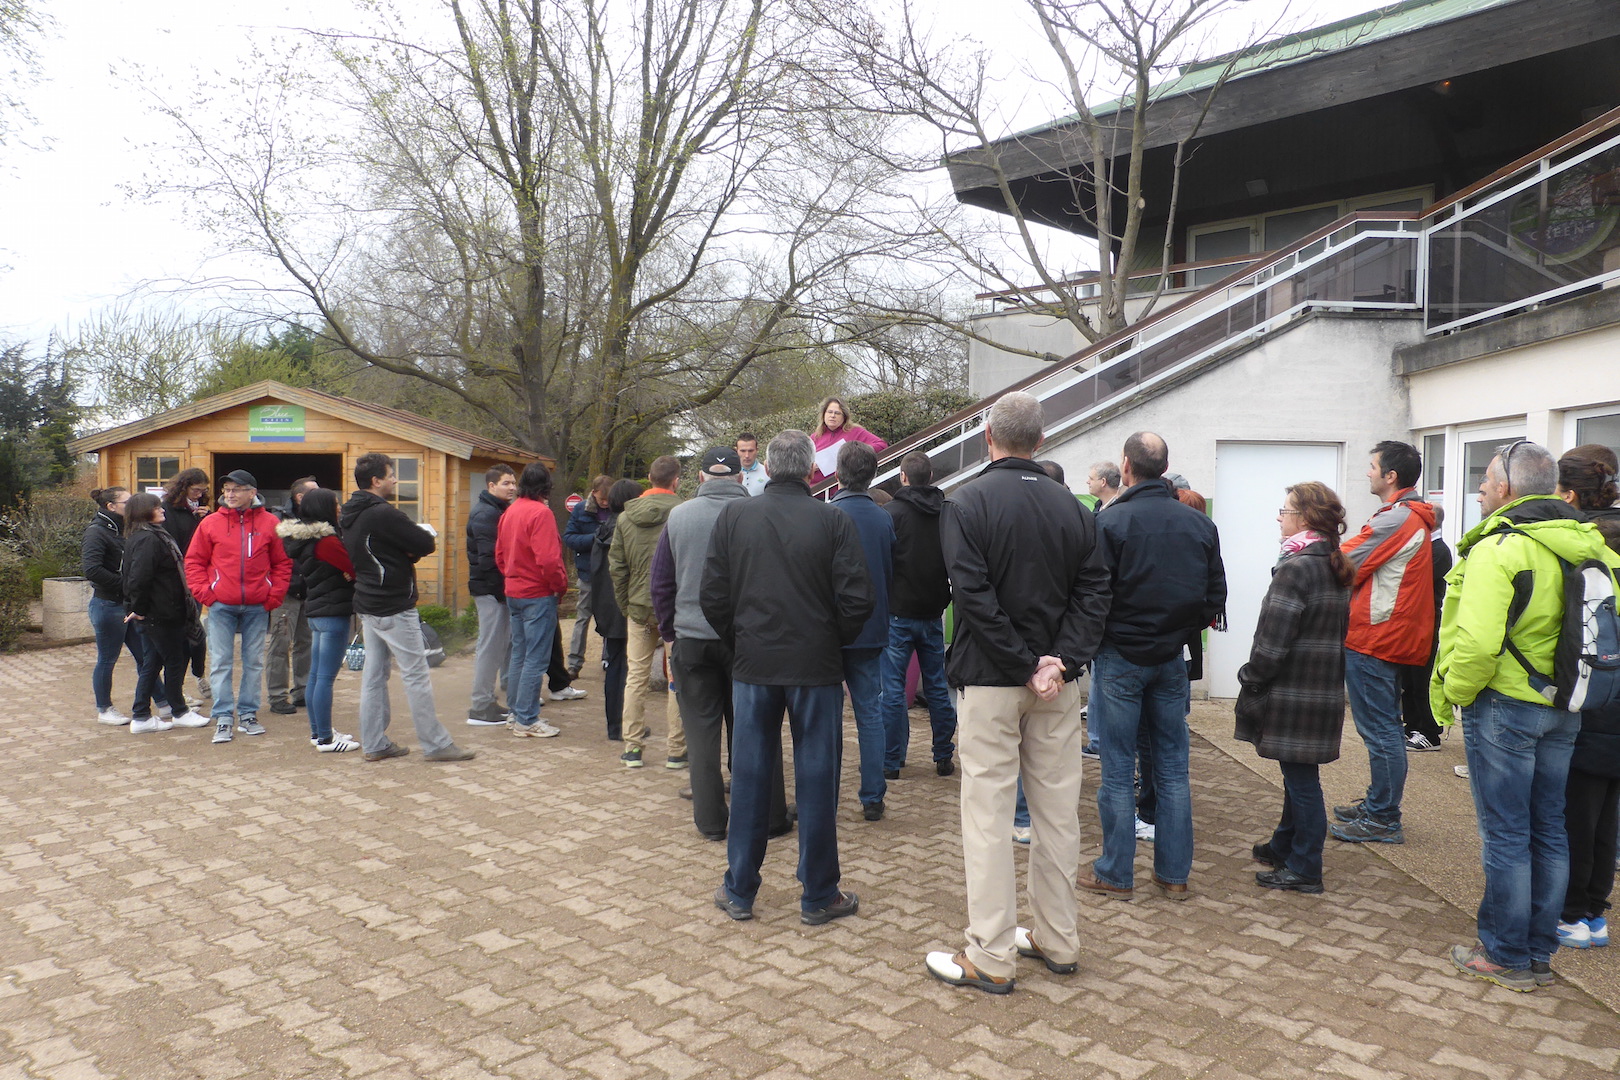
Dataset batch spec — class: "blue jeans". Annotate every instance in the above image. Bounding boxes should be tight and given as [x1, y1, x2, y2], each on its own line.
[1345, 648, 1407, 825]
[1271, 761, 1326, 881]
[844, 647, 886, 807]
[506, 595, 558, 728]
[205, 604, 268, 720]
[89, 595, 167, 711]
[1014, 776, 1029, 830]
[1462, 688, 1580, 969]
[724, 681, 844, 911]
[1091, 644, 1193, 888]
[879, 616, 957, 770]
[306, 615, 350, 743]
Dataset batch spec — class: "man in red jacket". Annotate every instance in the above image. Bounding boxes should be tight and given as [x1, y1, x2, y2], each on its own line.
[1331, 441, 1436, 844]
[184, 469, 292, 745]
[496, 461, 569, 738]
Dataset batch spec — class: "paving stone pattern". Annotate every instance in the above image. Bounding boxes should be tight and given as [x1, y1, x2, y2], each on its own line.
[2, 637, 1618, 1080]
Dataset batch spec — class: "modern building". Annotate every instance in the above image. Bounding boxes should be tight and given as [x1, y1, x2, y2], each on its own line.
[848, 0, 1620, 694]
[68, 380, 547, 610]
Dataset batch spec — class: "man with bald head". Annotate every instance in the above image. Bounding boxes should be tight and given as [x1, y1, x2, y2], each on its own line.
[1082, 432, 1226, 903]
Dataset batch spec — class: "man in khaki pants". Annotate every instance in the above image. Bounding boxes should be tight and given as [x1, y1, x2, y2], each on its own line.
[923, 392, 1110, 994]
[610, 455, 685, 769]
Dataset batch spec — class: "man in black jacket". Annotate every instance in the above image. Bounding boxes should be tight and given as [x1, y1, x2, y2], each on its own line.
[1083, 432, 1226, 903]
[466, 464, 517, 726]
[340, 452, 473, 764]
[923, 392, 1110, 995]
[701, 429, 873, 926]
[880, 451, 957, 778]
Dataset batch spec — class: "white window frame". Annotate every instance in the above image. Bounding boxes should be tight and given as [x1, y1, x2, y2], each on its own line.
[1560, 401, 1620, 452]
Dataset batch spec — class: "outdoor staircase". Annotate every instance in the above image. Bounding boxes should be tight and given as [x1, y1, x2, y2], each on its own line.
[816, 105, 1620, 497]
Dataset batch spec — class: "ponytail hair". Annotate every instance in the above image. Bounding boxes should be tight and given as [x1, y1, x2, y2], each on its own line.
[1557, 444, 1620, 512]
[1286, 481, 1352, 587]
[91, 487, 128, 512]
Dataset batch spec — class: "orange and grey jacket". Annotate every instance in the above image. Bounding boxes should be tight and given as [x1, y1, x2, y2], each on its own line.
[1342, 488, 1436, 665]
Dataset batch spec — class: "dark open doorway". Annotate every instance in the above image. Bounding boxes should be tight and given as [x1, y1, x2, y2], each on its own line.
[212, 453, 345, 511]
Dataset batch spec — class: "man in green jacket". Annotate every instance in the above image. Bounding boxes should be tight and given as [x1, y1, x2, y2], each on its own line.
[1432, 440, 1620, 992]
[609, 455, 685, 769]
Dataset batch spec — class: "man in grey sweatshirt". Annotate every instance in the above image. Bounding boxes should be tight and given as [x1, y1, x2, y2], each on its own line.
[651, 447, 788, 840]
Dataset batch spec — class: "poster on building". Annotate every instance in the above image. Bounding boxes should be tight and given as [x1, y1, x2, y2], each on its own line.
[248, 405, 306, 443]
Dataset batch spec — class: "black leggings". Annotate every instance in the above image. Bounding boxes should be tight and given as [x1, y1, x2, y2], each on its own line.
[134, 620, 193, 721]
[1563, 767, 1620, 923]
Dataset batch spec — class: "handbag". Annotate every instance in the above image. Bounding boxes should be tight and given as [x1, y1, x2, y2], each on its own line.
[344, 634, 365, 671]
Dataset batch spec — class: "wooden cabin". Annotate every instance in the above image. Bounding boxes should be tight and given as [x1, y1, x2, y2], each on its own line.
[67, 381, 549, 611]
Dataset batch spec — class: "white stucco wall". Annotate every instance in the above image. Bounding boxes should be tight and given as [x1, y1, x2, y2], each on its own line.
[1406, 320, 1620, 439]
[1040, 314, 1424, 525]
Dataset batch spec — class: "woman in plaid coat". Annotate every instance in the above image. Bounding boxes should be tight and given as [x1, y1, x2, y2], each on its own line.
[1235, 481, 1353, 894]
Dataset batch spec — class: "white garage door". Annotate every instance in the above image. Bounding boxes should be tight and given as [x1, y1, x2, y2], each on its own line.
[1207, 442, 1343, 698]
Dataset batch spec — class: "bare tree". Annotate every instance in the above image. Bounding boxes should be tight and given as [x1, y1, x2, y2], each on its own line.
[0, 0, 51, 155]
[136, 0, 936, 479]
[815, 0, 1292, 350]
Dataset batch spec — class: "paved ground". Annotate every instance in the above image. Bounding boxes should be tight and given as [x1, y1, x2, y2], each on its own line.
[3, 627, 1619, 1080]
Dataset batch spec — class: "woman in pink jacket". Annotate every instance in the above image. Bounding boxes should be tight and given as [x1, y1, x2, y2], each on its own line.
[810, 396, 887, 489]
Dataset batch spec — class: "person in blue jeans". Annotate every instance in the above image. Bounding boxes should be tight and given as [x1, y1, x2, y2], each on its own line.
[278, 488, 359, 752]
[880, 451, 957, 778]
[701, 429, 872, 925]
[830, 442, 895, 822]
[82, 485, 171, 725]
[1082, 433, 1225, 901]
[184, 470, 292, 744]
[496, 461, 569, 739]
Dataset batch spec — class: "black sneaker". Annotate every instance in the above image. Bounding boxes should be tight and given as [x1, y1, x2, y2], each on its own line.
[1405, 731, 1441, 752]
[1255, 867, 1324, 894]
[1330, 817, 1404, 844]
[801, 890, 858, 925]
[1252, 842, 1284, 868]
[713, 886, 752, 921]
[1331, 799, 1366, 823]
[883, 768, 900, 780]
[862, 801, 885, 821]
[1530, 960, 1555, 987]
[935, 759, 955, 777]
[270, 701, 297, 715]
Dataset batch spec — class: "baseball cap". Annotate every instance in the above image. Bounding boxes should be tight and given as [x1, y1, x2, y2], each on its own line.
[223, 469, 259, 489]
[699, 447, 741, 476]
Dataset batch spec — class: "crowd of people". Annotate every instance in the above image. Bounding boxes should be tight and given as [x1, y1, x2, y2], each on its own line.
[81, 392, 1620, 995]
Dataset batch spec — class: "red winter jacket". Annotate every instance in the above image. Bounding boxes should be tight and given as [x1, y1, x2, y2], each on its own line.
[184, 505, 293, 609]
[494, 496, 568, 600]
[1341, 488, 1435, 665]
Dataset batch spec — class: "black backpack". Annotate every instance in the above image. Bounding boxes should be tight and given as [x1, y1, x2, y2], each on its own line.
[1502, 528, 1620, 713]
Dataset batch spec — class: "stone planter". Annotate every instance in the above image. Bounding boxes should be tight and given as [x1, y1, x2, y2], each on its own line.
[43, 576, 93, 640]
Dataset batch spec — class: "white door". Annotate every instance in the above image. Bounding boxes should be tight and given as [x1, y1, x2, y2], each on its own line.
[1207, 442, 1343, 697]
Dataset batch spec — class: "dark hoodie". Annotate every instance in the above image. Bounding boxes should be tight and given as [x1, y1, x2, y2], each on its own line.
[340, 490, 436, 617]
[885, 484, 950, 620]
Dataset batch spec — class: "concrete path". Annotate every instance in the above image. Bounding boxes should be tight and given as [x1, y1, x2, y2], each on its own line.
[2, 628, 1617, 1080]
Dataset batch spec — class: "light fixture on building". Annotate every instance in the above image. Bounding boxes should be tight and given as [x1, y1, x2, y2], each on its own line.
[1245, 178, 1269, 198]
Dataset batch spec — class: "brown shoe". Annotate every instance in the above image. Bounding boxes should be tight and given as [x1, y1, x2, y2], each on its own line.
[1078, 873, 1133, 900]
[363, 743, 409, 762]
[424, 743, 476, 762]
[1153, 875, 1190, 901]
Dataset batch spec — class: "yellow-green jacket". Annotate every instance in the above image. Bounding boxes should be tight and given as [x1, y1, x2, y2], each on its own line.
[1430, 495, 1620, 726]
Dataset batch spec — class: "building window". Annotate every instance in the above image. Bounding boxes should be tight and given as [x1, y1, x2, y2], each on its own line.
[1575, 412, 1620, 461]
[390, 456, 422, 522]
[134, 455, 181, 495]
[1422, 433, 1445, 502]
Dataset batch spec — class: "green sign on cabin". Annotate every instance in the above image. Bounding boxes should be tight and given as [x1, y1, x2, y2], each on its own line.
[249, 405, 305, 442]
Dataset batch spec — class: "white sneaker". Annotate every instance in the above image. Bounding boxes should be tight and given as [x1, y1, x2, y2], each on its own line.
[170, 711, 211, 728]
[310, 731, 356, 746]
[547, 686, 587, 701]
[97, 707, 130, 727]
[185, 695, 204, 710]
[511, 719, 561, 738]
[1454, 764, 1471, 779]
[315, 733, 359, 753]
[1012, 825, 1031, 845]
[1135, 817, 1157, 842]
[130, 717, 174, 734]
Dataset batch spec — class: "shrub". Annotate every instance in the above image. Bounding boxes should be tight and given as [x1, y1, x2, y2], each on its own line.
[458, 601, 479, 637]
[0, 550, 31, 651]
[417, 604, 455, 638]
[0, 476, 95, 597]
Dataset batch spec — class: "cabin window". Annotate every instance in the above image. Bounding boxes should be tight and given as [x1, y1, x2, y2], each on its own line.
[134, 455, 181, 496]
[390, 456, 422, 522]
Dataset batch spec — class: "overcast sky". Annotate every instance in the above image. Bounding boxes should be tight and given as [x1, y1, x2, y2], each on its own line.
[0, 0, 1388, 349]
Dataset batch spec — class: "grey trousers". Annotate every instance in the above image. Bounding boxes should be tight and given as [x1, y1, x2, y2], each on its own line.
[359, 610, 454, 755]
[568, 576, 593, 672]
[471, 594, 510, 712]
[265, 596, 311, 705]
